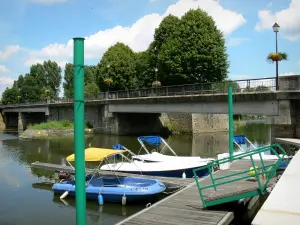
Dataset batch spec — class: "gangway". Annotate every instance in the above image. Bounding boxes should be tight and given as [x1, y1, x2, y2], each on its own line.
[193, 143, 286, 208]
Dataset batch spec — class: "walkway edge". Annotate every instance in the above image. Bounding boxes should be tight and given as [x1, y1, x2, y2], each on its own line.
[115, 180, 198, 225]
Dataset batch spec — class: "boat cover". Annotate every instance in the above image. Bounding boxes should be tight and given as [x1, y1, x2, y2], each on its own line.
[234, 135, 247, 145]
[138, 136, 162, 146]
[66, 148, 126, 162]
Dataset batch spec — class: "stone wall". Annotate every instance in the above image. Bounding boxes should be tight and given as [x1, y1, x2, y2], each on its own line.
[160, 113, 228, 134]
[192, 114, 228, 133]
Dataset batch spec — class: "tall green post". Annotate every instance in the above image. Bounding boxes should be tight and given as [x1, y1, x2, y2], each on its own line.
[73, 37, 86, 225]
[228, 86, 234, 160]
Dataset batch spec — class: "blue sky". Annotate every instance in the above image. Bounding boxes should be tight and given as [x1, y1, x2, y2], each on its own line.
[0, 0, 299, 96]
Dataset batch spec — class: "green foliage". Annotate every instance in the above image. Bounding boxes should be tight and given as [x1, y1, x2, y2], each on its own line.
[146, 9, 229, 86]
[63, 64, 97, 98]
[267, 52, 288, 63]
[3, 8, 231, 103]
[63, 63, 74, 98]
[212, 80, 241, 93]
[30, 120, 74, 130]
[255, 85, 270, 92]
[2, 60, 62, 103]
[1, 86, 20, 104]
[40, 87, 55, 100]
[84, 83, 100, 98]
[96, 42, 138, 90]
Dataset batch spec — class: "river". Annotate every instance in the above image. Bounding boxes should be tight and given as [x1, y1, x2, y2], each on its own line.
[0, 122, 271, 225]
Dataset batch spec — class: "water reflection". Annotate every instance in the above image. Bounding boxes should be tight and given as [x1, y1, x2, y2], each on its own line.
[0, 123, 272, 225]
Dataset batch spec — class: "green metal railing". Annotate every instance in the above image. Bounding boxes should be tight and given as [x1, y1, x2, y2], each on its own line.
[193, 143, 286, 208]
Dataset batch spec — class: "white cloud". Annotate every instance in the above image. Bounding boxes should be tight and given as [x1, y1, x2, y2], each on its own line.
[255, 0, 300, 41]
[0, 76, 14, 85]
[0, 45, 21, 61]
[28, 0, 68, 4]
[0, 65, 10, 73]
[25, 0, 246, 66]
[227, 37, 249, 47]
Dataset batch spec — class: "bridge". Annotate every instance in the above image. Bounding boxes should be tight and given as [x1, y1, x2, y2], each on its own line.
[0, 75, 299, 137]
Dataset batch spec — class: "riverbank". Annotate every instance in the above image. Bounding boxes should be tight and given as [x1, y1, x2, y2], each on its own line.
[19, 128, 94, 139]
[19, 120, 93, 139]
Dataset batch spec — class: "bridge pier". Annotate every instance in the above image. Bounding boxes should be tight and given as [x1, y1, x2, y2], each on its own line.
[18, 112, 24, 132]
[0, 111, 5, 130]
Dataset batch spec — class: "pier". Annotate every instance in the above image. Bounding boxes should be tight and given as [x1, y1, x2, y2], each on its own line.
[116, 158, 279, 225]
[252, 147, 300, 225]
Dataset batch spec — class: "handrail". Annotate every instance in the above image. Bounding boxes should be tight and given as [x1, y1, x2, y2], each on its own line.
[193, 143, 286, 208]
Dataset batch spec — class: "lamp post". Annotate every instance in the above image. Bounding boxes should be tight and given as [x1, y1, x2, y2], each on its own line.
[154, 67, 158, 94]
[272, 22, 280, 90]
[107, 64, 110, 98]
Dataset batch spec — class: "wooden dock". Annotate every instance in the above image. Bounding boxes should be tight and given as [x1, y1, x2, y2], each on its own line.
[30, 161, 195, 187]
[116, 159, 278, 225]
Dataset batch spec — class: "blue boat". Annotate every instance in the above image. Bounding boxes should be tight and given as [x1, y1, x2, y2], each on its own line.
[53, 175, 166, 204]
[52, 147, 166, 205]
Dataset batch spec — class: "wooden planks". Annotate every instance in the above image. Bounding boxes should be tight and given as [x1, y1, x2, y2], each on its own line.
[116, 159, 278, 225]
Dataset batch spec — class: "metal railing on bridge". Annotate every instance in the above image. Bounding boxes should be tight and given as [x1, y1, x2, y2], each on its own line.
[0, 76, 297, 108]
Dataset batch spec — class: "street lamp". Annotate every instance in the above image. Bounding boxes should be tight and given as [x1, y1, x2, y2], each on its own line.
[272, 22, 280, 90]
[107, 64, 110, 97]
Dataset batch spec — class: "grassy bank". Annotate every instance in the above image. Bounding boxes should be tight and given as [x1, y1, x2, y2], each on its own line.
[29, 120, 74, 130]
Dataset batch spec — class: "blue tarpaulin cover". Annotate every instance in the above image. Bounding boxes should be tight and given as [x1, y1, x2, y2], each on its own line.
[138, 136, 162, 146]
[234, 135, 247, 145]
[112, 144, 125, 150]
[112, 144, 125, 159]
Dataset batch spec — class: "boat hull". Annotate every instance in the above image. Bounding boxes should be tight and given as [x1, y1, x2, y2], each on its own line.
[101, 166, 210, 178]
[52, 176, 166, 204]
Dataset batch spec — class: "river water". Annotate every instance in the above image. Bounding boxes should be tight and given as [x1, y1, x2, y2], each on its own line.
[0, 122, 271, 225]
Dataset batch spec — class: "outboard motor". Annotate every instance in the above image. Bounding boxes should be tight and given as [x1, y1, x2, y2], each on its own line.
[58, 171, 71, 180]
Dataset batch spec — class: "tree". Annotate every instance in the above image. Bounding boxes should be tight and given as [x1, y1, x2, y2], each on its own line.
[135, 51, 154, 88]
[96, 42, 138, 91]
[147, 15, 182, 85]
[20, 74, 41, 102]
[41, 60, 62, 97]
[63, 64, 97, 98]
[255, 85, 270, 92]
[1, 87, 20, 104]
[147, 9, 229, 86]
[84, 83, 99, 98]
[213, 80, 241, 93]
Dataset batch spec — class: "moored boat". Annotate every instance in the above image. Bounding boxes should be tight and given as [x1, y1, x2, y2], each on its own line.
[52, 147, 166, 204]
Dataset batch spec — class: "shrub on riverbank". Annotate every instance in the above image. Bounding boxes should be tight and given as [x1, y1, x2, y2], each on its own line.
[29, 120, 74, 130]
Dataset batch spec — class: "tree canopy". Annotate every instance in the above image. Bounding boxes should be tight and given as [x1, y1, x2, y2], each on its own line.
[2, 9, 231, 103]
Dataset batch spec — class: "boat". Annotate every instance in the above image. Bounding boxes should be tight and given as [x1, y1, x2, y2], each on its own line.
[52, 147, 166, 205]
[114, 135, 215, 164]
[232, 135, 292, 169]
[100, 146, 211, 178]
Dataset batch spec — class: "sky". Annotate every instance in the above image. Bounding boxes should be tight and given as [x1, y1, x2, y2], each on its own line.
[0, 0, 300, 97]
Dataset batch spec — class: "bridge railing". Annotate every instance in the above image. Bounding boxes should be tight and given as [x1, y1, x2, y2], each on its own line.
[0, 76, 290, 107]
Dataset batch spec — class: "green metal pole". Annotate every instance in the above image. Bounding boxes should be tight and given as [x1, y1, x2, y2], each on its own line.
[228, 86, 234, 160]
[73, 37, 86, 225]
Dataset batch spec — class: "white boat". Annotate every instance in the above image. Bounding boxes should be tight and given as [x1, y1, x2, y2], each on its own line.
[113, 136, 215, 164]
[100, 158, 211, 178]
[233, 135, 289, 160]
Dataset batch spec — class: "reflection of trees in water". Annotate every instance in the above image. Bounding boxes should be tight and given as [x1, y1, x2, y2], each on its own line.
[235, 123, 271, 146]
[1, 123, 272, 179]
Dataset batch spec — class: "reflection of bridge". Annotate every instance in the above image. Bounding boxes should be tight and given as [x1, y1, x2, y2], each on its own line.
[0, 76, 299, 138]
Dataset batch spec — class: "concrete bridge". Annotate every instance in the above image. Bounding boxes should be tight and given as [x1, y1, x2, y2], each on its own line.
[0, 75, 299, 137]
